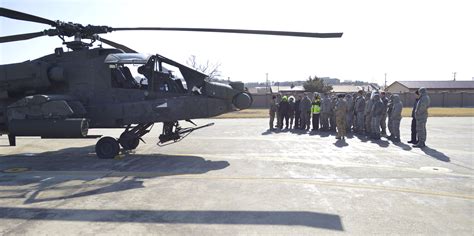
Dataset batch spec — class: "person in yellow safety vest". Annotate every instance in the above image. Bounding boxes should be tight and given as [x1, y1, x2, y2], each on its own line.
[311, 95, 321, 131]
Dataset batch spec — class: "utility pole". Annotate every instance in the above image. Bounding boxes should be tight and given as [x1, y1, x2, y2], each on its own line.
[266, 73, 269, 93]
[453, 72, 456, 81]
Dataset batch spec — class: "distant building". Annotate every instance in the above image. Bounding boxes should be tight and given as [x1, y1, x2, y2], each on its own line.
[247, 87, 271, 94]
[386, 81, 474, 93]
[270, 86, 305, 94]
[331, 85, 363, 93]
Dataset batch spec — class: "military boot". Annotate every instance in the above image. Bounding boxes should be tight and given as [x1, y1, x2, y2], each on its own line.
[413, 142, 426, 148]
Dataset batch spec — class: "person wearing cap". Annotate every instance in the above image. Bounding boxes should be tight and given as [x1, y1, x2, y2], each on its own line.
[380, 91, 389, 136]
[288, 96, 296, 129]
[370, 92, 384, 140]
[335, 94, 348, 139]
[275, 94, 282, 129]
[299, 93, 312, 130]
[311, 94, 321, 131]
[354, 90, 366, 133]
[364, 92, 373, 136]
[413, 87, 430, 148]
[278, 95, 290, 129]
[268, 95, 278, 130]
[407, 90, 420, 144]
[330, 95, 337, 131]
[345, 93, 354, 133]
[294, 95, 302, 129]
[320, 93, 331, 131]
[388, 94, 403, 142]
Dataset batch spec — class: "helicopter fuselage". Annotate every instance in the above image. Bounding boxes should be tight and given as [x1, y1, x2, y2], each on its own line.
[0, 47, 251, 137]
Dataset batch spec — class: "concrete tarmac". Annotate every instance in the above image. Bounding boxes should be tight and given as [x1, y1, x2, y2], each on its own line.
[0, 117, 473, 235]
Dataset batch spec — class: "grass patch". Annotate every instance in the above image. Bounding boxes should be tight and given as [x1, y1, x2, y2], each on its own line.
[216, 107, 474, 119]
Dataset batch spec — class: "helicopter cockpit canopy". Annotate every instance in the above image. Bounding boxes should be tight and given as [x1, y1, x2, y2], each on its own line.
[104, 53, 151, 65]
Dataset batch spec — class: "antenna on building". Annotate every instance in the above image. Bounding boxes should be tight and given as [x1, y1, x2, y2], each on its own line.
[453, 72, 456, 81]
[384, 73, 387, 90]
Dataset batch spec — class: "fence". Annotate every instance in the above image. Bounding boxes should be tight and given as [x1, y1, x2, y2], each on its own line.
[397, 92, 474, 107]
[250, 92, 474, 108]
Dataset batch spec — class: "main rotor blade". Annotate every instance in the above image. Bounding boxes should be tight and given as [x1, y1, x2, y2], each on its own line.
[100, 37, 137, 53]
[0, 7, 57, 26]
[0, 31, 46, 43]
[112, 27, 343, 38]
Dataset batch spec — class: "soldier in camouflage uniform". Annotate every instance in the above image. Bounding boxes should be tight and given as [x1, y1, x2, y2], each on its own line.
[335, 94, 348, 139]
[379, 91, 389, 136]
[413, 87, 430, 148]
[330, 95, 337, 131]
[269, 95, 278, 130]
[354, 90, 366, 133]
[364, 93, 373, 136]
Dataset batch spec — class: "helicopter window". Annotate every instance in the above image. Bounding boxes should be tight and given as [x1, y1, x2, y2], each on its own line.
[111, 65, 140, 89]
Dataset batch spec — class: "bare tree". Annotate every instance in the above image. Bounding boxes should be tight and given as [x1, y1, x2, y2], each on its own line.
[186, 55, 222, 81]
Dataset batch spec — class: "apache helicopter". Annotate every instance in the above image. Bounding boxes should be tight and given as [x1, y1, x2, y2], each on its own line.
[0, 7, 343, 158]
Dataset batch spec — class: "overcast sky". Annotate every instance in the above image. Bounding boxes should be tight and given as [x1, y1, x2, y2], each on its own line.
[1, 0, 473, 85]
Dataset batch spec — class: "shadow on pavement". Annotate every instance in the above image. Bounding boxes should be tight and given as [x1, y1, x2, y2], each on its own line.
[0, 207, 344, 230]
[261, 130, 273, 135]
[354, 133, 369, 143]
[393, 141, 412, 151]
[0, 145, 229, 204]
[334, 139, 348, 148]
[421, 146, 450, 162]
[370, 139, 390, 148]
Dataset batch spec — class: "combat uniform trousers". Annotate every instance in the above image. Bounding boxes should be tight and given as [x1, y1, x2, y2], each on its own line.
[294, 112, 300, 129]
[283, 113, 290, 129]
[330, 113, 336, 131]
[416, 118, 427, 145]
[276, 112, 281, 129]
[380, 113, 387, 135]
[410, 118, 417, 143]
[346, 113, 353, 132]
[320, 113, 329, 130]
[356, 111, 365, 133]
[289, 115, 294, 129]
[306, 112, 311, 130]
[387, 117, 393, 136]
[312, 113, 320, 131]
[336, 115, 346, 138]
[365, 114, 372, 135]
[391, 118, 401, 140]
[269, 112, 276, 130]
[300, 112, 308, 130]
[371, 116, 381, 139]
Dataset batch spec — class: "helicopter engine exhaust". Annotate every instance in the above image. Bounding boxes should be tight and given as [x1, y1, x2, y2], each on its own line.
[203, 81, 252, 110]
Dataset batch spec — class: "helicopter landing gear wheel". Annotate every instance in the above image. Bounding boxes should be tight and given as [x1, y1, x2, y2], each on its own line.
[96, 136, 120, 159]
[119, 134, 140, 150]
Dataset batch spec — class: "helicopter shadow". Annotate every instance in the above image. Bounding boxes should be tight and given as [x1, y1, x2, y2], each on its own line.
[308, 130, 330, 137]
[0, 145, 229, 204]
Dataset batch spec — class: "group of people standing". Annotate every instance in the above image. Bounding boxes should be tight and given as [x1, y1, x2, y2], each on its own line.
[269, 87, 431, 148]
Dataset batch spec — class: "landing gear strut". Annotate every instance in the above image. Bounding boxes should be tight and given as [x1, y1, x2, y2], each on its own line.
[158, 121, 214, 146]
[95, 123, 153, 159]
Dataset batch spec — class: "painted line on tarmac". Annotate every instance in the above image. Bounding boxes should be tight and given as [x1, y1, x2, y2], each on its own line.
[159, 175, 474, 201]
[7, 170, 473, 200]
[173, 153, 472, 178]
